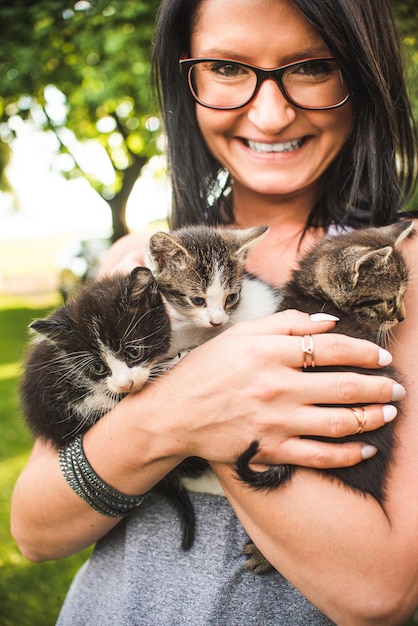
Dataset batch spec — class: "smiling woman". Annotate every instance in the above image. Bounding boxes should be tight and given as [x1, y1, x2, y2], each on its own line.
[10, 0, 418, 624]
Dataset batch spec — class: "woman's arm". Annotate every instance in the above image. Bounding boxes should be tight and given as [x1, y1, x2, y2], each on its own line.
[11, 309, 393, 562]
[213, 231, 418, 625]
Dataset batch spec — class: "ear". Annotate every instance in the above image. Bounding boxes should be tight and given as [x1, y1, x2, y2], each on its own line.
[393, 220, 414, 248]
[148, 231, 190, 271]
[30, 315, 72, 342]
[378, 220, 414, 248]
[227, 226, 269, 262]
[353, 246, 393, 287]
[124, 266, 158, 306]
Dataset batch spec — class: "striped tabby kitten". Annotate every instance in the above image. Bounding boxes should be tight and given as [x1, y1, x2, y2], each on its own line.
[236, 220, 413, 573]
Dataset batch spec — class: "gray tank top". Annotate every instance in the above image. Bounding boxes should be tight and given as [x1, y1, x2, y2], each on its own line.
[57, 490, 335, 625]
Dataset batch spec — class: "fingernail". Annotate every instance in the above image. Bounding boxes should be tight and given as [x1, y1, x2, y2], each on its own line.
[378, 348, 392, 366]
[361, 445, 378, 460]
[383, 405, 397, 423]
[310, 313, 340, 322]
[392, 383, 406, 401]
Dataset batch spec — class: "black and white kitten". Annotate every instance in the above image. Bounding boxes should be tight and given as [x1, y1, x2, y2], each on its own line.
[21, 267, 171, 444]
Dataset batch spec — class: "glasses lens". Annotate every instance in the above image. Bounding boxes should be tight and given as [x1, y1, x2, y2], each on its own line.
[188, 60, 257, 109]
[283, 59, 347, 109]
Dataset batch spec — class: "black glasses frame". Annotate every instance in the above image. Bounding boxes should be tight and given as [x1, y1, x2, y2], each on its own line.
[179, 57, 350, 111]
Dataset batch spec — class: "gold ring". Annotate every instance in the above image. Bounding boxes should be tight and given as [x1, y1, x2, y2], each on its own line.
[301, 335, 315, 368]
[350, 407, 367, 435]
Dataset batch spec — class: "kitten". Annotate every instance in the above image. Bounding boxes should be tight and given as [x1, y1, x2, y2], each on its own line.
[21, 267, 171, 445]
[146, 224, 281, 545]
[146, 225, 281, 359]
[21, 266, 208, 549]
[236, 220, 413, 573]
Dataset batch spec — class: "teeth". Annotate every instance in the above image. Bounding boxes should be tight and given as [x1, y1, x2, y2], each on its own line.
[247, 138, 303, 153]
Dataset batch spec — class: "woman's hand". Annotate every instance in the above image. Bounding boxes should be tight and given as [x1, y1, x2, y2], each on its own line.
[129, 308, 401, 472]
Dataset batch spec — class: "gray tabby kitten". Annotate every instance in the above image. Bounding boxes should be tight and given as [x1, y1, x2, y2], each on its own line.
[236, 220, 413, 573]
[147, 225, 281, 359]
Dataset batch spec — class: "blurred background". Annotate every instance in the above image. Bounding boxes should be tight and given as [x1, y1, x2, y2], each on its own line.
[0, 1, 417, 624]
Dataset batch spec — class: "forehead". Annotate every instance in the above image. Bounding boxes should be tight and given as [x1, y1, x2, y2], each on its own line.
[191, 0, 330, 66]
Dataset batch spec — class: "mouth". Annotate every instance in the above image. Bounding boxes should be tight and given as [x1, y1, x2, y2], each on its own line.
[244, 137, 306, 154]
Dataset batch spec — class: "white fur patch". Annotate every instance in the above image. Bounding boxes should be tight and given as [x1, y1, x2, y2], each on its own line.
[104, 350, 150, 393]
[181, 469, 226, 497]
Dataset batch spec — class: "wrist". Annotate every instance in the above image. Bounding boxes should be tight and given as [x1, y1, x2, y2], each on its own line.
[81, 391, 186, 496]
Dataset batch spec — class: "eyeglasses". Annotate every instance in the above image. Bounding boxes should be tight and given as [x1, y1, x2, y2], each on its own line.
[179, 57, 349, 111]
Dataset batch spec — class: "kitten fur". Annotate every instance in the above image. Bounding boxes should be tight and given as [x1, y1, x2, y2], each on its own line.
[146, 225, 281, 547]
[235, 220, 413, 574]
[237, 221, 413, 502]
[21, 267, 171, 444]
[147, 225, 281, 358]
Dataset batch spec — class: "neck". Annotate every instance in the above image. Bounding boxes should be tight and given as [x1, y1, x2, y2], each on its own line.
[231, 181, 320, 230]
[230, 184, 325, 287]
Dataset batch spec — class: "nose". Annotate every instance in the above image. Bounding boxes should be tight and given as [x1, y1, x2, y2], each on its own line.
[247, 79, 297, 134]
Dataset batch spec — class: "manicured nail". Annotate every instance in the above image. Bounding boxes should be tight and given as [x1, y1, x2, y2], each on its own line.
[361, 445, 378, 460]
[391, 383, 406, 401]
[383, 405, 397, 423]
[310, 313, 340, 322]
[378, 348, 392, 366]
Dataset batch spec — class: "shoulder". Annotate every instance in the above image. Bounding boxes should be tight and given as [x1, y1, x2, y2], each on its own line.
[99, 232, 153, 276]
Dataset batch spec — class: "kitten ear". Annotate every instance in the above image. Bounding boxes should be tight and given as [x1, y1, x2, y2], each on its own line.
[353, 246, 393, 287]
[30, 316, 72, 341]
[124, 267, 158, 306]
[229, 226, 269, 262]
[377, 220, 414, 248]
[148, 231, 190, 271]
[393, 220, 414, 248]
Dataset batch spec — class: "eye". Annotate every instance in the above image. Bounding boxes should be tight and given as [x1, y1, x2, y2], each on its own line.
[90, 360, 108, 376]
[123, 346, 143, 360]
[386, 298, 396, 311]
[225, 292, 240, 306]
[293, 59, 335, 79]
[209, 61, 248, 79]
[190, 296, 206, 307]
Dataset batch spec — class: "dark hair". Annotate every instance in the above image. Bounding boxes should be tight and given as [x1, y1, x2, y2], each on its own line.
[152, 0, 417, 230]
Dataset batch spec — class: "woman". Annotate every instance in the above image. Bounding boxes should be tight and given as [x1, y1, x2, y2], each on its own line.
[12, 0, 418, 623]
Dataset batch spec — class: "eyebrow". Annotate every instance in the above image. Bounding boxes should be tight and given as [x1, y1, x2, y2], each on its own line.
[193, 46, 332, 65]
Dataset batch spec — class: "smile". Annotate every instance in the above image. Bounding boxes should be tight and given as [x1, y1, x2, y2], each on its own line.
[246, 138, 304, 153]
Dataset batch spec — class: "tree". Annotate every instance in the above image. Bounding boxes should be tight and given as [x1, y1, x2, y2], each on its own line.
[1, 1, 417, 239]
[0, 0, 161, 241]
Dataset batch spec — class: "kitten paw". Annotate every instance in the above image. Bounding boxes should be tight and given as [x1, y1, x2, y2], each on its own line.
[243, 540, 274, 575]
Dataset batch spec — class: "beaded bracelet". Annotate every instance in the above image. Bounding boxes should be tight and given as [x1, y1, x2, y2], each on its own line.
[59, 434, 147, 517]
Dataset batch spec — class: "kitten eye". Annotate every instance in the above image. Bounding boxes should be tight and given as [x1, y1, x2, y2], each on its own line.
[190, 296, 206, 307]
[386, 298, 396, 310]
[123, 346, 143, 360]
[90, 360, 108, 376]
[225, 292, 240, 306]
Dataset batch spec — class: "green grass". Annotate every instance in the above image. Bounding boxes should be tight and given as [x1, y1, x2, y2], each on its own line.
[0, 295, 90, 626]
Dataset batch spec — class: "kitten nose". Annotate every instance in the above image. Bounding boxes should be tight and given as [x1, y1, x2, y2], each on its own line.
[120, 380, 134, 391]
[210, 320, 224, 327]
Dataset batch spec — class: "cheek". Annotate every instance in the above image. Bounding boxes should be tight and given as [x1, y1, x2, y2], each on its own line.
[321, 105, 353, 150]
[196, 107, 238, 149]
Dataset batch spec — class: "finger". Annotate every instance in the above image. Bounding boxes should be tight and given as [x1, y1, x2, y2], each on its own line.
[229, 308, 339, 337]
[256, 438, 377, 470]
[275, 332, 392, 370]
[291, 403, 397, 438]
[284, 439, 377, 469]
[294, 368, 404, 405]
[228, 310, 393, 370]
